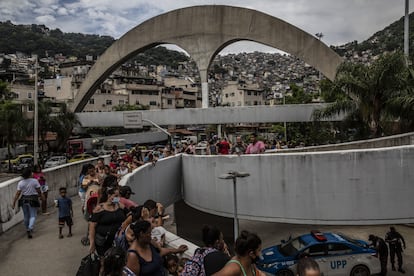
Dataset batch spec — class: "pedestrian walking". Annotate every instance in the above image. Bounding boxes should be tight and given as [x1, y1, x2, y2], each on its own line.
[385, 226, 406, 273]
[11, 168, 44, 238]
[56, 187, 73, 239]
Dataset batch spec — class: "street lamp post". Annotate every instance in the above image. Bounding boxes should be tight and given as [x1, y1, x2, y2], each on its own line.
[404, 0, 410, 64]
[283, 93, 287, 142]
[218, 171, 250, 241]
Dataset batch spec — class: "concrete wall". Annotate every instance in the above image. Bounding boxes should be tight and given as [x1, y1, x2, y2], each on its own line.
[121, 155, 182, 207]
[181, 146, 414, 225]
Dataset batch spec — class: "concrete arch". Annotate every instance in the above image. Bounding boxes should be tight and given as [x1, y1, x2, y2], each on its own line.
[72, 5, 343, 112]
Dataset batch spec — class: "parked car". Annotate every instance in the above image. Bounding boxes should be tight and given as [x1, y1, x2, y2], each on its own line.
[14, 157, 34, 172]
[44, 156, 67, 168]
[68, 153, 94, 163]
[1, 154, 34, 170]
[257, 231, 381, 276]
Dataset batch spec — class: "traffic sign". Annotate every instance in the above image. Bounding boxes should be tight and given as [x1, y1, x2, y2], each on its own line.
[123, 111, 143, 128]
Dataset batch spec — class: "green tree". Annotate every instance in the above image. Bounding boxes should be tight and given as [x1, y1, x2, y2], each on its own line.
[285, 84, 313, 104]
[50, 103, 80, 153]
[313, 52, 408, 137]
[0, 80, 11, 100]
[0, 101, 27, 171]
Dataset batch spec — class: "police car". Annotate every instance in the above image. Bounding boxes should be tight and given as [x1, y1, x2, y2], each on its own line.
[257, 231, 381, 276]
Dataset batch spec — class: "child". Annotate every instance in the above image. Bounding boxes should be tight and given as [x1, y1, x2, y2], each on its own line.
[164, 254, 179, 276]
[55, 187, 73, 239]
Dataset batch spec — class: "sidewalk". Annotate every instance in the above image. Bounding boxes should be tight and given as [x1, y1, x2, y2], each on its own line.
[0, 196, 89, 276]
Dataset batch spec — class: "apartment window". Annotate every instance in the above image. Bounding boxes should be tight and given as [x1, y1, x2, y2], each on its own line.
[167, 99, 172, 105]
[28, 92, 32, 99]
[149, 101, 157, 106]
[119, 100, 124, 105]
[245, 101, 251, 105]
[254, 92, 258, 96]
[28, 105, 33, 112]
[225, 93, 228, 98]
[106, 100, 112, 105]
[254, 101, 258, 105]
[247, 91, 251, 96]
[89, 98, 95, 104]
[230, 92, 235, 97]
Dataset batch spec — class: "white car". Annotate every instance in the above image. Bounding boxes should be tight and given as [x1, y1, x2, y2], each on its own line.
[44, 156, 67, 168]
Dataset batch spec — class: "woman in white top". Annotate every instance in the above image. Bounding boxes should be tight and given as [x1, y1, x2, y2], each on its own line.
[12, 168, 44, 238]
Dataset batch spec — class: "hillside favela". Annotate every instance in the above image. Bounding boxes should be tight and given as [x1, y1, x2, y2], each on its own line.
[0, 2, 413, 276]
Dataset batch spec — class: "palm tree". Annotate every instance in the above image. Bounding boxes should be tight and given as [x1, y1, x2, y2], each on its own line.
[0, 101, 27, 171]
[314, 52, 409, 137]
[50, 103, 80, 153]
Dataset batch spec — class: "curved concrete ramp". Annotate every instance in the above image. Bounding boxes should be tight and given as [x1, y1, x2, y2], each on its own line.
[180, 147, 414, 225]
[72, 5, 342, 112]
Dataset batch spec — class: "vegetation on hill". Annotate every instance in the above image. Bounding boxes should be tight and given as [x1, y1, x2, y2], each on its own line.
[132, 46, 189, 68]
[0, 22, 190, 67]
[0, 21, 114, 58]
[333, 12, 414, 60]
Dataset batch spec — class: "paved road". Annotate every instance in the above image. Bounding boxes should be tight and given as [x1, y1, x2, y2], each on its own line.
[0, 196, 412, 275]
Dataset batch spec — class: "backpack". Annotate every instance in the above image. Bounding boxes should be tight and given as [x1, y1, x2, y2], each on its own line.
[181, 247, 217, 276]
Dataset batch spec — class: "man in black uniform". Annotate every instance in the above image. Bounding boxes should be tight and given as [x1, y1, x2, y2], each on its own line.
[385, 226, 406, 273]
[369, 234, 388, 276]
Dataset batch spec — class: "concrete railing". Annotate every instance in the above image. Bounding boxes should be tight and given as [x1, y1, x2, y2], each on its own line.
[266, 131, 414, 153]
[0, 156, 109, 234]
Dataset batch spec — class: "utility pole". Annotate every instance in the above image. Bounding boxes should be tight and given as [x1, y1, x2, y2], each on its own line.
[34, 57, 39, 166]
[404, 0, 410, 65]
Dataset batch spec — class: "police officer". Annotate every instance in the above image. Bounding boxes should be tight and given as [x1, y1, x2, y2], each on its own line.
[369, 234, 388, 276]
[385, 226, 406, 273]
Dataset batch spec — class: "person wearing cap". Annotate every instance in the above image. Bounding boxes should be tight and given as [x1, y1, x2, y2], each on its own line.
[119, 186, 138, 210]
[369, 234, 388, 276]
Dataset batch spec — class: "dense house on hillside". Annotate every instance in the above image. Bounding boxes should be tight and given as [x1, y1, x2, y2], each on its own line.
[221, 81, 264, 107]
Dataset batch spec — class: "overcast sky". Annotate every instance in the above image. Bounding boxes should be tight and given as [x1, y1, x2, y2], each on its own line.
[0, 0, 412, 54]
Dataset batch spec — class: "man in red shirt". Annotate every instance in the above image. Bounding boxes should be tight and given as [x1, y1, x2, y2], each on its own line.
[218, 138, 230, 155]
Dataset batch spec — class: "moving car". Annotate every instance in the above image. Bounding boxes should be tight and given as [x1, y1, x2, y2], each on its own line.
[68, 153, 94, 163]
[257, 231, 381, 276]
[44, 156, 67, 168]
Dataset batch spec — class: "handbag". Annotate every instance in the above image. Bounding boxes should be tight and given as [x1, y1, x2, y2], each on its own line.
[76, 253, 101, 276]
[95, 232, 109, 247]
[29, 198, 41, 208]
[18, 198, 24, 207]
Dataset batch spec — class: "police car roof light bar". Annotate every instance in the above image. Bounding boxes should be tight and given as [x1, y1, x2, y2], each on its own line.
[311, 230, 327, 242]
